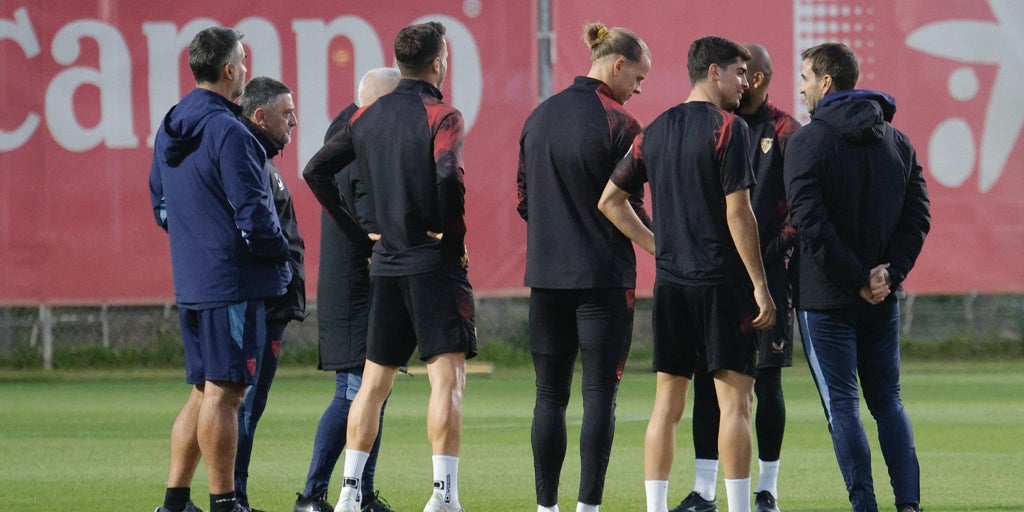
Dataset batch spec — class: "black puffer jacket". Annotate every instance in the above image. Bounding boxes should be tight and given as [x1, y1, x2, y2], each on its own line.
[784, 90, 930, 310]
[247, 119, 306, 322]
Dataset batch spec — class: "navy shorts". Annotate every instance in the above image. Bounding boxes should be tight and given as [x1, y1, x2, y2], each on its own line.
[367, 267, 478, 366]
[179, 300, 263, 385]
[651, 279, 757, 378]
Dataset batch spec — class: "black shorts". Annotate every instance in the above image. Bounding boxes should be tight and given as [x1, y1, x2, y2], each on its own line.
[651, 278, 757, 378]
[756, 269, 793, 368]
[367, 267, 477, 366]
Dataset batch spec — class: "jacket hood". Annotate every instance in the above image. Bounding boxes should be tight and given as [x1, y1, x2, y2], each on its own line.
[156, 89, 242, 166]
[812, 89, 897, 145]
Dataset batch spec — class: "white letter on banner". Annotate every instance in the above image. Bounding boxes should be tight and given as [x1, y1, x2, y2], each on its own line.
[411, 15, 481, 132]
[0, 8, 41, 151]
[45, 19, 138, 152]
[293, 16, 384, 171]
[236, 17, 281, 80]
[142, 19, 218, 147]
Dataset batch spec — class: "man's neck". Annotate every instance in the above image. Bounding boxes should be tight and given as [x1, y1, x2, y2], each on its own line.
[197, 82, 234, 101]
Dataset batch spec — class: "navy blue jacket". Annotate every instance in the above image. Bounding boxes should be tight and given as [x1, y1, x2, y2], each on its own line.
[784, 90, 930, 310]
[149, 88, 290, 307]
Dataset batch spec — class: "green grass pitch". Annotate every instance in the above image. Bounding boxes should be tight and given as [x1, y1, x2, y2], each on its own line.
[1, 359, 1021, 511]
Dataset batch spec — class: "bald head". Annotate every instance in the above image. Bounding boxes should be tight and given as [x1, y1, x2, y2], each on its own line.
[357, 67, 402, 107]
[743, 43, 773, 84]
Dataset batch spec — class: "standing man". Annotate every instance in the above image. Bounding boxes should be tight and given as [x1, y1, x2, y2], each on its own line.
[234, 76, 306, 512]
[675, 43, 799, 512]
[517, 22, 651, 512]
[149, 27, 290, 512]
[597, 35, 775, 512]
[304, 21, 476, 512]
[293, 67, 401, 512]
[785, 42, 929, 512]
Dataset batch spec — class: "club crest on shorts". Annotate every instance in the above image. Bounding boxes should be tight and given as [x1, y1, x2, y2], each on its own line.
[760, 137, 774, 154]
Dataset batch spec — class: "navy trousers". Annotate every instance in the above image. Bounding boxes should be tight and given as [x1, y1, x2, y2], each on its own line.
[798, 302, 920, 512]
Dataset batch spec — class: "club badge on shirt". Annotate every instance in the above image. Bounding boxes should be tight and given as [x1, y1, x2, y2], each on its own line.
[760, 137, 774, 154]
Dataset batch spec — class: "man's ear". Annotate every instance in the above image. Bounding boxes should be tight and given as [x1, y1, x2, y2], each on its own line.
[751, 71, 766, 89]
[822, 74, 834, 95]
[252, 107, 266, 127]
[708, 63, 721, 82]
[613, 56, 627, 75]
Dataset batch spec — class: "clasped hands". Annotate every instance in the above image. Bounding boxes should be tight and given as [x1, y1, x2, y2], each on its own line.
[859, 263, 891, 305]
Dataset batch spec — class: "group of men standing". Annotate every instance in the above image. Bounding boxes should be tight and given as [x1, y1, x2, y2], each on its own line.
[148, 19, 929, 512]
[520, 28, 929, 512]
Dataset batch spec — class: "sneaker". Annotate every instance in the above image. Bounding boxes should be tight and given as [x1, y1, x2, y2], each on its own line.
[670, 491, 718, 512]
[155, 500, 205, 512]
[423, 490, 464, 512]
[896, 504, 922, 512]
[362, 491, 396, 512]
[335, 494, 360, 512]
[754, 490, 780, 512]
[295, 493, 334, 512]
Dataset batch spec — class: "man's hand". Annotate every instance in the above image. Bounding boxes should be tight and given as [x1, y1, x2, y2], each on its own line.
[859, 263, 891, 304]
[368, 233, 381, 241]
[751, 285, 777, 331]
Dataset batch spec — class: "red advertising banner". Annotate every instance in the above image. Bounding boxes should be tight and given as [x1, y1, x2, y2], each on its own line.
[0, 0, 534, 303]
[1, 0, 1021, 303]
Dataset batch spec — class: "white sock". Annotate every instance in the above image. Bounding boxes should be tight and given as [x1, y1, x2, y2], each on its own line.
[756, 459, 780, 496]
[339, 449, 370, 503]
[644, 480, 669, 512]
[693, 458, 719, 500]
[432, 455, 460, 506]
[724, 478, 751, 512]
[537, 506, 559, 512]
[576, 502, 598, 512]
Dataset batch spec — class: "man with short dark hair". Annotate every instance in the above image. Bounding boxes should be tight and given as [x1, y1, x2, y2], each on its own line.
[234, 76, 306, 512]
[677, 43, 800, 512]
[599, 35, 775, 512]
[304, 21, 475, 512]
[785, 42, 930, 512]
[149, 27, 290, 512]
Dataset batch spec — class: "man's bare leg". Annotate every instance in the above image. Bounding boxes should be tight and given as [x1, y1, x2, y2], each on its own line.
[197, 380, 246, 494]
[167, 386, 204, 489]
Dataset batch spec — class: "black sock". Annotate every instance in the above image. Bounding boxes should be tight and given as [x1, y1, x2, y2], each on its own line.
[210, 491, 237, 512]
[163, 487, 190, 512]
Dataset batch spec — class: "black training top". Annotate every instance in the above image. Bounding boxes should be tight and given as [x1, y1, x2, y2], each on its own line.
[517, 76, 649, 289]
[741, 99, 801, 270]
[611, 101, 755, 285]
[304, 79, 467, 277]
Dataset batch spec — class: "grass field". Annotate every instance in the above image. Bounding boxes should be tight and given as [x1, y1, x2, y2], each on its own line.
[1, 359, 1022, 512]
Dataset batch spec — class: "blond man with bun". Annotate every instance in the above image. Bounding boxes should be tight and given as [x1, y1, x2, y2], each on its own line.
[517, 21, 652, 512]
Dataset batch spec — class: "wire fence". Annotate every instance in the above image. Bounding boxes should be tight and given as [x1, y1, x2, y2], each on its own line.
[1, 294, 1022, 369]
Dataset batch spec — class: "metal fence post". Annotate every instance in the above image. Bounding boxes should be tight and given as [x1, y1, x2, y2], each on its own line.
[40, 304, 53, 370]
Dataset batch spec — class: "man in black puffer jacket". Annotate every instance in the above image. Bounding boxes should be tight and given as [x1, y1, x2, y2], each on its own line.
[784, 42, 930, 512]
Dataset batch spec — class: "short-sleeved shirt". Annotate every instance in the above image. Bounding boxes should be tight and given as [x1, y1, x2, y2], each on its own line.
[611, 101, 755, 285]
[517, 76, 646, 289]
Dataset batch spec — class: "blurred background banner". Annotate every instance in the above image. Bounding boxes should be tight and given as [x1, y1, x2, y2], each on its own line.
[1, 0, 1021, 305]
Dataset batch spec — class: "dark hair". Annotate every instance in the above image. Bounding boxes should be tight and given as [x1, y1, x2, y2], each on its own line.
[583, 22, 650, 63]
[801, 42, 859, 91]
[686, 35, 751, 85]
[238, 76, 291, 117]
[188, 27, 244, 84]
[394, 21, 446, 76]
